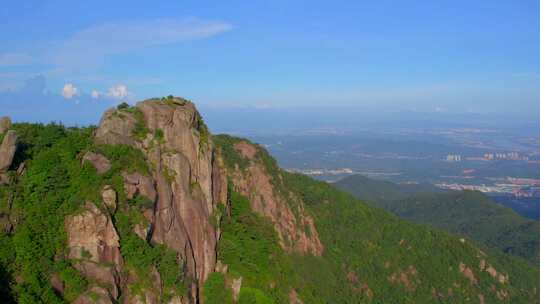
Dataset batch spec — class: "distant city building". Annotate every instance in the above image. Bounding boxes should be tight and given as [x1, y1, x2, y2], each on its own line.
[446, 154, 462, 162]
[484, 152, 525, 161]
[507, 152, 519, 160]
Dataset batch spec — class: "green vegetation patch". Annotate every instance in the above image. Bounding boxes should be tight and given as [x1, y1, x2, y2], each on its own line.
[202, 272, 233, 304]
[218, 190, 294, 303]
[336, 175, 540, 266]
[238, 287, 274, 304]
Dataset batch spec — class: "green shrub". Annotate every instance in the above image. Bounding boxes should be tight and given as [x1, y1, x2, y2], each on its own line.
[132, 116, 149, 141]
[202, 272, 233, 304]
[238, 287, 274, 304]
[218, 191, 293, 302]
[212, 135, 250, 170]
[117, 102, 130, 110]
[57, 262, 88, 302]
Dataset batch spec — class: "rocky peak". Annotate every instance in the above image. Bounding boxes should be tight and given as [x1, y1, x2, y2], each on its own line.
[0, 130, 18, 173]
[0, 116, 11, 134]
[91, 97, 322, 302]
[94, 97, 226, 301]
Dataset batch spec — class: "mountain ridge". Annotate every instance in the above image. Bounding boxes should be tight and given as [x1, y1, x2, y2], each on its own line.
[335, 174, 540, 266]
[0, 97, 538, 303]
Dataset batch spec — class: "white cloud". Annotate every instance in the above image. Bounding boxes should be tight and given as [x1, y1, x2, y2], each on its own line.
[61, 83, 78, 99]
[91, 90, 100, 99]
[107, 84, 130, 99]
[0, 53, 33, 66]
[48, 18, 233, 69]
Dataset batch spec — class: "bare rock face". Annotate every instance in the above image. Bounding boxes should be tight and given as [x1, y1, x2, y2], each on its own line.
[92, 99, 320, 302]
[65, 202, 121, 264]
[229, 141, 323, 256]
[289, 289, 304, 304]
[94, 108, 138, 146]
[137, 100, 223, 286]
[122, 172, 156, 201]
[94, 99, 228, 301]
[231, 277, 242, 302]
[73, 286, 114, 304]
[0, 130, 17, 172]
[65, 202, 122, 300]
[82, 152, 111, 174]
[0, 117, 11, 134]
[101, 185, 117, 211]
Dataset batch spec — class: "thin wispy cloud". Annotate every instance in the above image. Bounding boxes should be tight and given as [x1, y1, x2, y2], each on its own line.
[46, 18, 233, 70]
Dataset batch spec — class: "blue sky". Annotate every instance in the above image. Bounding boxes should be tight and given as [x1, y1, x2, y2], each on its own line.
[1, 0, 540, 124]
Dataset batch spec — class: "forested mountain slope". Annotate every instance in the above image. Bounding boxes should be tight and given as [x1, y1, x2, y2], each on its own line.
[0, 98, 538, 303]
[336, 174, 540, 266]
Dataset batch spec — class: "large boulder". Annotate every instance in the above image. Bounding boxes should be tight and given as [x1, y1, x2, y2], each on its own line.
[122, 171, 156, 202]
[0, 117, 11, 134]
[82, 152, 111, 174]
[65, 202, 122, 299]
[94, 108, 137, 146]
[0, 130, 18, 172]
[65, 202, 121, 265]
[101, 185, 117, 211]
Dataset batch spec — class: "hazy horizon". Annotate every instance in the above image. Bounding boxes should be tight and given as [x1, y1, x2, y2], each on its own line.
[2, 1, 540, 122]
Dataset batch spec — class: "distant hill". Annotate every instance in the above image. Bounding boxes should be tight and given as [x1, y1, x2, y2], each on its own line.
[333, 174, 444, 203]
[336, 174, 540, 265]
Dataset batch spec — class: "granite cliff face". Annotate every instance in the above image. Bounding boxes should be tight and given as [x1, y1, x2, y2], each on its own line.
[63, 98, 321, 303]
[0, 119, 17, 185]
[228, 140, 323, 256]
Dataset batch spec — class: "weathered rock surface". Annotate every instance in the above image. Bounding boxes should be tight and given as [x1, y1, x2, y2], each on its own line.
[229, 141, 323, 256]
[94, 108, 137, 146]
[94, 98, 228, 301]
[0, 117, 11, 134]
[73, 286, 114, 304]
[65, 202, 122, 300]
[101, 185, 117, 211]
[0, 130, 17, 172]
[65, 202, 121, 264]
[82, 151, 111, 174]
[91, 98, 322, 302]
[74, 261, 120, 299]
[122, 172, 156, 201]
[231, 277, 242, 302]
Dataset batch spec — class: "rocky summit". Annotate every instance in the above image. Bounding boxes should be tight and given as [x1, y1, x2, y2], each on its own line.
[0, 97, 539, 304]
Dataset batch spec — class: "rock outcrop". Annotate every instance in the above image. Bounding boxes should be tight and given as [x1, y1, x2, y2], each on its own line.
[101, 185, 117, 211]
[0, 117, 11, 134]
[82, 151, 111, 174]
[94, 98, 228, 301]
[228, 140, 323, 256]
[0, 130, 18, 174]
[82, 97, 322, 302]
[65, 202, 122, 301]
